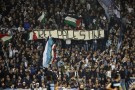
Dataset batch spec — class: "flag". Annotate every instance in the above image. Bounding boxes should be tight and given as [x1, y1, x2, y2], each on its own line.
[98, 0, 112, 20]
[29, 31, 39, 40]
[1, 36, 12, 42]
[64, 16, 84, 28]
[38, 12, 46, 23]
[98, 0, 120, 20]
[43, 37, 54, 68]
[33, 31, 38, 40]
[64, 16, 76, 27]
[0, 33, 9, 38]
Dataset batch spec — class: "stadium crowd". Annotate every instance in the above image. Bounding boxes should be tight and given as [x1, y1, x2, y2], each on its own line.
[0, 0, 135, 90]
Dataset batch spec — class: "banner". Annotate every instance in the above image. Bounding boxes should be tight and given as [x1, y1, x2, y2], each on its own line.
[29, 29, 104, 40]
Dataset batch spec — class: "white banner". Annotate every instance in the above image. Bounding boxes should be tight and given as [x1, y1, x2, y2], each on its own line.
[29, 29, 104, 40]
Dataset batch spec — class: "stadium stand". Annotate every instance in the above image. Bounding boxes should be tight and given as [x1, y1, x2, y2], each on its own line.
[0, 0, 135, 90]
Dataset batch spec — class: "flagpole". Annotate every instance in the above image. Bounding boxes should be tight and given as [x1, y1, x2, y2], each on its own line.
[118, 1, 126, 90]
[116, 0, 121, 52]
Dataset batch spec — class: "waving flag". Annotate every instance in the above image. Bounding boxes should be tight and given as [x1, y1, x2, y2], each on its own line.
[64, 16, 85, 29]
[0, 33, 12, 42]
[38, 12, 46, 24]
[64, 16, 77, 27]
[98, 0, 120, 20]
[33, 31, 38, 40]
[29, 31, 39, 40]
[0, 33, 8, 38]
[43, 37, 54, 68]
[1, 36, 12, 42]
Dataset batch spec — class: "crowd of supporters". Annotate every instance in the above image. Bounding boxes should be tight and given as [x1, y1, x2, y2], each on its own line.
[0, 0, 110, 30]
[0, 0, 135, 90]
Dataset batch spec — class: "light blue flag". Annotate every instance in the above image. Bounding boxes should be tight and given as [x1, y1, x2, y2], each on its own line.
[98, 0, 113, 20]
[98, 0, 120, 20]
[43, 37, 54, 68]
